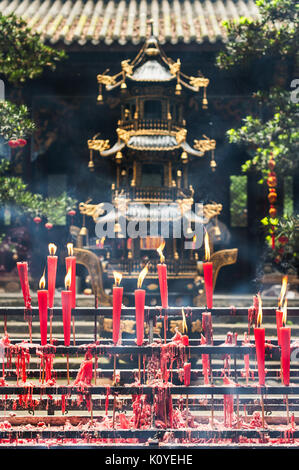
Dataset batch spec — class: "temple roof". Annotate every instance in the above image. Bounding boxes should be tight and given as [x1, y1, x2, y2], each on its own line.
[127, 134, 180, 151]
[1, 0, 260, 46]
[130, 59, 174, 82]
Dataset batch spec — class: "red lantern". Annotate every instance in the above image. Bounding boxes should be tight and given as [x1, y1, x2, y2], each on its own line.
[269, 205, 277, 217]
[33, 216, 42, 224]
[278, 236, 289, 245]
[17, 138, 27, 147]
[267, 173, 277, 188]
[45, 222, 53, 230]
[268, 189, 277, 204]
[68, 210, 76, 217]
[8, 139, 19, 148]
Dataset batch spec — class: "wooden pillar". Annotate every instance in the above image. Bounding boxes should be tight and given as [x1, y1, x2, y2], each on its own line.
[168, 161, 172, 187]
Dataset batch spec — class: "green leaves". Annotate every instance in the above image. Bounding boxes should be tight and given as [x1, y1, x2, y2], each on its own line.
[0, 13, 66, 84]
[0, 160, 77, 225]
[216, 0, 298, 70]
[226, 89, 299, 181]
[0, 100, 35, 140]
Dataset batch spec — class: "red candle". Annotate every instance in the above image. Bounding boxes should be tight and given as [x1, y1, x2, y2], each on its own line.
[61, 268, 72, 347]
[65, 243, 76, 309]
[280, 300, 291, 386]
[203, 232, 213, 309]
[37, 272, 48, 346]
[113, 271, 123, 345]
[277, 275, 288, 346]
[17, 262, 31, 309]
[47, 243, 58, 309]
[184, 362, 191, 386]
[135, 264, 148, 346]
[157, 241, 168, 309]
[276, 310, 283, 346]
[254, 294, 265, 386]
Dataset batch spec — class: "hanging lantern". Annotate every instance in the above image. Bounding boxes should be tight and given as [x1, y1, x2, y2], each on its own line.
[269, 205, 277, 218]
[175, 83, 182, 95]
[268, 189, 277, 204]
[116, 151, 123, 162]
[202, 86, 208, 109]
[88, 149, 94, 171]
[210, 149, 216, 171]
[181, 151, 188, 162]
[97, 83, 103, 103]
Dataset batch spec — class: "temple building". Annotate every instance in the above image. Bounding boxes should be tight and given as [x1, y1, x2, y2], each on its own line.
[1, 0, 297, 294]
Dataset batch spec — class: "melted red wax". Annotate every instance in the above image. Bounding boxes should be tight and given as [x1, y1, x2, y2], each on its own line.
[200, 335, 210, 385]
[241, 333, 254, 383]
[132, 394, 151, 428]
[36, 345, 56, 384]
[154, 386, 173, 428]
[158, 329, 187, 383]
[223, 375, 235, 427]
[12, 341, 31, 384]
[73, 351, 93, 387]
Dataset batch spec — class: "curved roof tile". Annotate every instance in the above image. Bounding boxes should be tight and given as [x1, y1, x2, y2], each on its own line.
[0, 0, 259, 46]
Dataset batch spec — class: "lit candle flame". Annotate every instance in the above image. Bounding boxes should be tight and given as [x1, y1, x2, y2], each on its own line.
[48, 243, 57, 256]
[157, 241, 165, 264]
[113, 271, 122, 287]
[204, 231, 210, 261]
[257, 293, 263, 327]
[182, 308, 188, 333]
[282, 298, 288, 326]
[67, 243, 74, 256]
[100, 236, 106, 246]
[65, 267, 72, 289]
[278, 275, 288, 309]
[137, 263, 149, 289]
[39, 271, 46, 290]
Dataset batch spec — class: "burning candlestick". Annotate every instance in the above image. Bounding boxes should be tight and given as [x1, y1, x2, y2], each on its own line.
[254, 294, 265, 387]
[135, 264, 149, 347]
[17, 261, 32, 341]
[61, 268, 72, 384]
[276, 275, 288, 346]
[113, 271, 123, 346]
[157, 241, 168, 309]
[280, 299, 291, 424]
[254, 293, 265, 428]
[280, 299, 291, 387]
[135, 263, 149, 383]
[203, 232, 213, 309]
[37, 271, 48, 346]
[65, 243, 76, 345]
[47, 243, 57, 343]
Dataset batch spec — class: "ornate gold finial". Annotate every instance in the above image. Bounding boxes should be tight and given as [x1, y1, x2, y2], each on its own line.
[170, 59, 181, 76]
[88, 138, 110, 153]
[194, 135, 216, 154]
[121, 60, 133, 76]
[147, 18, 154, 36]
